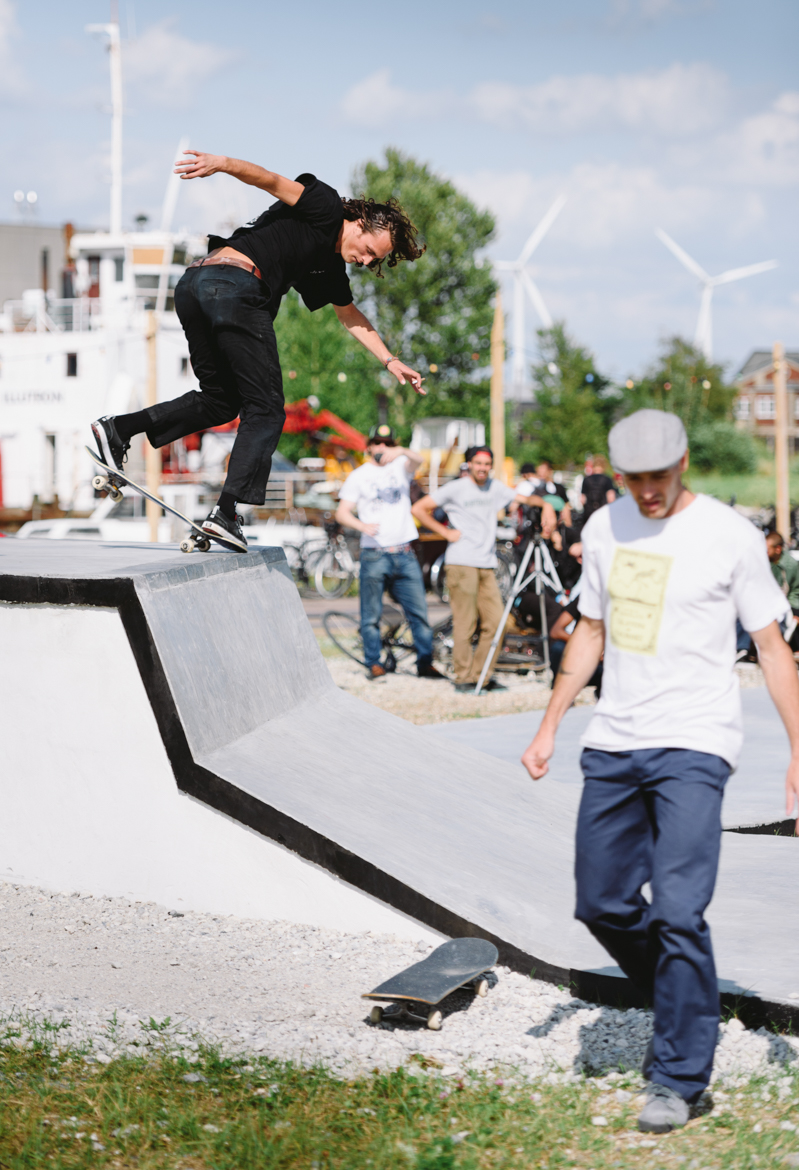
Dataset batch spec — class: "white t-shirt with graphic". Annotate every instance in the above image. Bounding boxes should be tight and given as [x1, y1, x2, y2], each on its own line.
[578, 492, 788, 767]
[339, 456, 418, 549]
[431, 476, 517, 568]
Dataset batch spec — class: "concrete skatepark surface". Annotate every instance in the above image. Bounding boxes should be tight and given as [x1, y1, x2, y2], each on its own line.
[1, 539, 796, 1024]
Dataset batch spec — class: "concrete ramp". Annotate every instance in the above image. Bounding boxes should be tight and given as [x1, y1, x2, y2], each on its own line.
[1, 540, 796, 1025]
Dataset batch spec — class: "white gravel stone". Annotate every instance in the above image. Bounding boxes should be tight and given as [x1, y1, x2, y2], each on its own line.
[0, 880, 796, 1086]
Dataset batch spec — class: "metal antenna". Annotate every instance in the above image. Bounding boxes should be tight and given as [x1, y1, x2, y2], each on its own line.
[86, 17, 123, 234]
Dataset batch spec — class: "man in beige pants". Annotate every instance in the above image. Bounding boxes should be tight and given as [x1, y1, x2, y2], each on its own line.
[412, 448, 554, 692]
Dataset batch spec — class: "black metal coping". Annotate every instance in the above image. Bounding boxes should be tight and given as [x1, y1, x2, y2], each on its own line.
[2, 567, 796, 1033]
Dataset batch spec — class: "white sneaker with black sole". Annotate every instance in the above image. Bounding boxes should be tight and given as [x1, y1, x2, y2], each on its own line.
[201, 506, 248, 553]
[91, 416, 129, 471]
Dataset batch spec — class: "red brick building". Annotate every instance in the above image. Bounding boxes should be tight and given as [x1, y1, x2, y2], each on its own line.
[734, 350, 799, 450]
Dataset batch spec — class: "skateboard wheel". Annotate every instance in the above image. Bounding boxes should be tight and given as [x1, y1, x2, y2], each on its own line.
[109, 489, 124, 503]
[92, 474, 108, 491]
[196, 537, 212, 553]
[427, 1009, 443, 1031]
[474, 978, 489, 998]
[180, 537, 196, 554]
[369, 1006, 384, 1024]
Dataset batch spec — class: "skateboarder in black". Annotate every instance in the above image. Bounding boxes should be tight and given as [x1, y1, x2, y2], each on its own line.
[91, 150, 427, 552]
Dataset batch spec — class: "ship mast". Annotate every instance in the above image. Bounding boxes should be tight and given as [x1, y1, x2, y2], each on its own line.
[86, 8, 123, 234]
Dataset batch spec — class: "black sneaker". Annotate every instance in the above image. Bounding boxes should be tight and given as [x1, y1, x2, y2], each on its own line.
[201, 506, 248, 553]
[417, 662, 446, 679]
[91, 416, 129, 471]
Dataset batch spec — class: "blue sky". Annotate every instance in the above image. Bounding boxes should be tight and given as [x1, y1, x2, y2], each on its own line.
[2, 0, 797, 381]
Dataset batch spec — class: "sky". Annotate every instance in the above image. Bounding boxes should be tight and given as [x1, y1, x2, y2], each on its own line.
[2, 0, 797, 383]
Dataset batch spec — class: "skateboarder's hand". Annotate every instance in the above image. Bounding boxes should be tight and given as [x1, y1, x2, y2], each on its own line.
[521, 731, 554, 780]
[387, 359, 426, 396]
[175, 150, 226, 180]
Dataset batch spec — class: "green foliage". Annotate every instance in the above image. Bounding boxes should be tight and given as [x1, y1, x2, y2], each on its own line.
[272, 291, 379, 463]
[688, 420, 759, 474]
[516, 324, 616, 468]
[350, 148, 497, 434]
[623, 336, 735, 429]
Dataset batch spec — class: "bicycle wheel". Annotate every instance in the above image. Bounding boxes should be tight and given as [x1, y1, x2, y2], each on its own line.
[431, 615, 454, 674]
[494, 547, 516, 601]
[322, 611, 366, 665]
[314, 549, 355, 599]
[385, 620, 416, 665]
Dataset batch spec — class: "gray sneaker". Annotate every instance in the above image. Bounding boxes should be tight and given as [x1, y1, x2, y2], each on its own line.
[641, 1035, 654, 1079]
[637, 1082, 689, 1133]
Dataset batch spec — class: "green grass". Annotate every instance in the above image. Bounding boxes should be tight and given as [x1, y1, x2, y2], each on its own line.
[1, 1035, 798, 1168]
[686, 459, 799, 508]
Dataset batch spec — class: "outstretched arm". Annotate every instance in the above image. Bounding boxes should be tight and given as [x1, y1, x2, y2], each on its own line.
[174, 151, 305, 205]
[751, 619, 799, 832]
[521, 616, 605, 780]
[334, 303, 426, 396]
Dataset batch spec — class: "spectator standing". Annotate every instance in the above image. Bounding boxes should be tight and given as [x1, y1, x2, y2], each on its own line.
[517, 458, 573, 528]
[765, 528, 799, 655]
[412, 448, 550, 692]
[521, 409, 798, 1134]
[580, 454, 616, 524]
[336, 425, 445, 681]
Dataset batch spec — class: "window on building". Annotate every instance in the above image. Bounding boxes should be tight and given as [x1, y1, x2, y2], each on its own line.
[734, 396, 750, 420]
[66, 353, 78, 377]
[755, 394, 775, 419]
[114, 257, 124, 282]
[180, 357, 189, 375]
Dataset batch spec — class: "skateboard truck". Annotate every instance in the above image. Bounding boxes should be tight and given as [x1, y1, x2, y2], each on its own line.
[368, 976, 490, 1031]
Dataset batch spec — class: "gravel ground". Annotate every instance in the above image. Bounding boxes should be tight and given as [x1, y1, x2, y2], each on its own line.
[322, 648, 765, 726]
[2, 882, 796, 1089]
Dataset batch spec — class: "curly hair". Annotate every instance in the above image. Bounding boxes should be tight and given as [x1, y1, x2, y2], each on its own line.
[341, 196, 425, 276]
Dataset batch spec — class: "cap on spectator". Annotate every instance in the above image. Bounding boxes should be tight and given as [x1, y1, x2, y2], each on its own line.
[368, 423, 396, 443]
[608, 409, 687, 473]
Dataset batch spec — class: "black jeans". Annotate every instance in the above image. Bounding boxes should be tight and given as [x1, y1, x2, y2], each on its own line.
[146, 265, 285, 505]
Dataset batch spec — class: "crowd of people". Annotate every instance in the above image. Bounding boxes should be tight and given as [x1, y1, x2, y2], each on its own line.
[334, 430, 622, 694]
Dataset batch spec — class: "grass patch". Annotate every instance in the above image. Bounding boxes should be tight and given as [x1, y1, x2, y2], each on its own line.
[1, 1038, 798, 1168]
[686, 458, 799, 508]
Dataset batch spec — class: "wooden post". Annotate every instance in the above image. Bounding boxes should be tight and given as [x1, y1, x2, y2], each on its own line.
[774, 341, 789, 540]
[145, 311, 160, 543]
[490, 291, 506, 483]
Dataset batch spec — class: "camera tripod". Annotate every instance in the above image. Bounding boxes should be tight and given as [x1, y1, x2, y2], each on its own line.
[474, 533, 565, 695]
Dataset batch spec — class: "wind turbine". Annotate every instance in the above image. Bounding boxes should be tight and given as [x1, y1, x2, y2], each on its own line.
[655, 229, 778, 361]
[495, 194, 566, 398]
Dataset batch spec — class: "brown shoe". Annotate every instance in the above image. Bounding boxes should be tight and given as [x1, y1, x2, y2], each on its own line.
[369, 664, 387, 680]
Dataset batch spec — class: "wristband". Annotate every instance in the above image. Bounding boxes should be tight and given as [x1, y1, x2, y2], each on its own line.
[384, 355, 399, 368]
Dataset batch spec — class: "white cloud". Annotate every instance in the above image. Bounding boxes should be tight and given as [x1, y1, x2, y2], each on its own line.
[341, 62, 729, 138]
[0, 0, 26, 100]
[719, 91, 799, 186]
[454, 163, 716, 251]
[124, 19, 235, 109]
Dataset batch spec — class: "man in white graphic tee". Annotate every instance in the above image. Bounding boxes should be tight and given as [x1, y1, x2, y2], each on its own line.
[521, 409, 799, 1134]
[337, 424, 445, 681]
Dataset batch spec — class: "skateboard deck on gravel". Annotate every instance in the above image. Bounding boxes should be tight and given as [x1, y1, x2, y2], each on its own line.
[86, 446, 243, 555]
[363, 938, 499, 1030]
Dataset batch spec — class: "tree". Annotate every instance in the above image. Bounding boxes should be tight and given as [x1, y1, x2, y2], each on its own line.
[621, 337, 758, 473]
[350, 148, 497, 435]
[515, 324, 612, 468]
[273, 292, 379, 463]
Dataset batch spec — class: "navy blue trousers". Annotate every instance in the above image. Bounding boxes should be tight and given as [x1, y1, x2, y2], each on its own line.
[576, 747, 730, 1102]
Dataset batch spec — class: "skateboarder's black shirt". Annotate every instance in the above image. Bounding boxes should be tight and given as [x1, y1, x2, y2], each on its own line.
[208, 174, 354, 320]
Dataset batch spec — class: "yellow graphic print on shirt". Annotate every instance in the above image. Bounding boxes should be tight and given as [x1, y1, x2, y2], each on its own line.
[608, 548, 673, 656]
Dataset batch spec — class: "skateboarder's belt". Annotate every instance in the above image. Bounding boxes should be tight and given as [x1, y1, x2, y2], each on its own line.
[188, 256, 264, 281]
[376, 543, 413, 554]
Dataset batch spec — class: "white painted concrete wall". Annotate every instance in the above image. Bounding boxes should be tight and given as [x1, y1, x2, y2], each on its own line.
[0, 603, 440, 942]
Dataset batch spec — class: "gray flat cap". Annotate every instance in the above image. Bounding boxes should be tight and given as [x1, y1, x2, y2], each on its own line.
[608, 409, 687, 473]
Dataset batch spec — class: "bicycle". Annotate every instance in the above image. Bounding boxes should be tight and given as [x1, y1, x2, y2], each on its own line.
[284, 515, 356, 600]
[323, 606, 453, 674]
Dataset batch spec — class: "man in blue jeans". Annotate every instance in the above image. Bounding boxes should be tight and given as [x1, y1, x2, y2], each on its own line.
[521, 409, 799, 1134]
[336, 425, 445, 681]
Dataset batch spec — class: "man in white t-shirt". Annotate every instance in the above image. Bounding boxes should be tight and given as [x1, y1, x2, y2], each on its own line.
[412, 447, 553, 692]
[521, 409, 799, 1134]
[336, 424, 445, 681]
